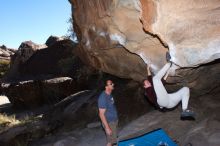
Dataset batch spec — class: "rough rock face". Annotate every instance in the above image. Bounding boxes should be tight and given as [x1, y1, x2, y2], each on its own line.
[70, 0, 167, 81]
[16, 41, 46, 63]
[70, 0, 220, 80]
[3, 37, 79, 81]
[0, 45, 16, 78]
[140, 0, 220, 67]
[45, 35, 65, 47]
[1, 37, 89, 108]
[1, 77, 82, 108]
[166, 60, 220, 96]
[0, 45, 15, 61]
[6, 41, 47, 79]
[18, 39, 78, 78]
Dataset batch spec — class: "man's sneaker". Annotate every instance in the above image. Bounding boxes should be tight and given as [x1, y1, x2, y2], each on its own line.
[166, 52, 171, 62]
[181, 109, 195, 120]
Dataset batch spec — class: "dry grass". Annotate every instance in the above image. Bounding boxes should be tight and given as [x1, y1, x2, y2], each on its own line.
[0, 60, 10, 65]
[0, 112, 43, 132]
[0, 114, 20, 128]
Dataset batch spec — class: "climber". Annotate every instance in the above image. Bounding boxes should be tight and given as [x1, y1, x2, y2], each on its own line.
[143, 53, 195, 120]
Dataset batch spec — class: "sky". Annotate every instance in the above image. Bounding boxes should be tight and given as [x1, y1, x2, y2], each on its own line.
[0, 0, 72, 48]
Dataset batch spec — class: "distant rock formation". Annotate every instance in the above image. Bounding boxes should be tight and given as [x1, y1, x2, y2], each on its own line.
[5, 41, 46, 79]
[0, 45, 16, 78]
[46, 35, 65, 47]
[0, 45, 15, 61]
[0, 36, 88, 108]
[4, 37, 74, 81]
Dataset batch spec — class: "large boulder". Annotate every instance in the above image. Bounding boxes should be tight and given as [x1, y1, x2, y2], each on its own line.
[0, 45, 16, 78]
[15, 41, 46, 63]
[140, 0, 220, 67]
[45, 35, 65, 47]
[0, 45, 15, 60]
[5, 41, 46, 79]
[3, 37, 78, 81]
[20, 39, 79, 78]
[0, 37, 90, 108]
[69, 0, 220, 80]
[70, 0, 157, 81]
[67, 1, 220, 145]
[1, 77, 83, 108]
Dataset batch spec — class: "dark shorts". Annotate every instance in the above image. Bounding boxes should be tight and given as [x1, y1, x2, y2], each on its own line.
[103, 121, 118, 144]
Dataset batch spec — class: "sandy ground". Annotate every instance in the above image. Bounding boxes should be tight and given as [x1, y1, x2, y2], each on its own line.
[30, 127, 107, 146]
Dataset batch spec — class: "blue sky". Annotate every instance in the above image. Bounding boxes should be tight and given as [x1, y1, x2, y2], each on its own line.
[0, 0, 72, 48]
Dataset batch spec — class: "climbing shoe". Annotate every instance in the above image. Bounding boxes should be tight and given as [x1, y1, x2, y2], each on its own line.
[181, 109, 195, 120]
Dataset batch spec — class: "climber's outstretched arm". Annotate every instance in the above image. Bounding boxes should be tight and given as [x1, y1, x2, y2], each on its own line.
[147, 65, 151, 76]
[163, 68, 170, 81]
[163, 63, 173, 80]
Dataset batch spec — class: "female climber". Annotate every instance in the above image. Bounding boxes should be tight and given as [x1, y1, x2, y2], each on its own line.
[143, 53, 195, 120]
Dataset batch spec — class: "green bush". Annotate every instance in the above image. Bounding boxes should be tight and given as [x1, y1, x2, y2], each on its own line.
[0, 60, 10, 78]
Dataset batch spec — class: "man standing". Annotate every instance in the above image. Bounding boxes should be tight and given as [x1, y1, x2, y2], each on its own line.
[98, 80, 118, 146]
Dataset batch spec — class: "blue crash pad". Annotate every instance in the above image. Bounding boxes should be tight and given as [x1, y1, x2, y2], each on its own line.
[118, 129, 177, 146]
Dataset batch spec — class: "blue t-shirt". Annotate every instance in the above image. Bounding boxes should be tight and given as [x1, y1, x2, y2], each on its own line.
[98, 91, 118, 122]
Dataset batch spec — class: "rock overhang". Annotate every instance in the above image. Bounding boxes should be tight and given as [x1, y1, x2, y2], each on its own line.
[69, 0, 220, 81]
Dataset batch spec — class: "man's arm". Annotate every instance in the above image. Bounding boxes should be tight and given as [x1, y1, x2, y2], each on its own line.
[99, 108, 112, 135]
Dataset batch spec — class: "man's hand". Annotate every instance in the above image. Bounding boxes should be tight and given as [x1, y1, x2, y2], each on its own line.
[99, 108, 113, 136]
[105, 127, 113, 135]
